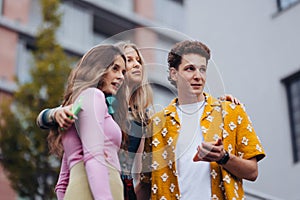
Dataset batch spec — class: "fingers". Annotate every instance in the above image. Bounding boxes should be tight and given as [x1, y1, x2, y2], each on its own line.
[54, 105, 75, 131]
[193, 145, 202, 162]
[218, 95, 226, 101]
[215, 138, 223, 146]
[226, 94, 241, 105]
[202, 142, 222, 154]
[219, 94, 241, 105]
[193, 140, 224, 162]
[232, 97, 241, 105]
[194, 145, 215, 162]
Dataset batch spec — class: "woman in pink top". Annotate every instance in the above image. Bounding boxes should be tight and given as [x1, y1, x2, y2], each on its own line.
[47, 44, 128, 200]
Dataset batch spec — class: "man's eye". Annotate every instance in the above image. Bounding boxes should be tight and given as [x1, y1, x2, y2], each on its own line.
[200, 67, 206, 73]
[186, 66, 195, 71]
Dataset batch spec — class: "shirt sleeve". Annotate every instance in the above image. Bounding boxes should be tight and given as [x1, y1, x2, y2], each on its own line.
[76, 88, 113, 200]
[234, 104, 266, 161]
[55, 154, 69, 200]
[36, 106, 61, 129]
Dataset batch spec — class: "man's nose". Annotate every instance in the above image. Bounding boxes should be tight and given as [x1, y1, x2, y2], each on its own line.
[193, 69, 202, 79]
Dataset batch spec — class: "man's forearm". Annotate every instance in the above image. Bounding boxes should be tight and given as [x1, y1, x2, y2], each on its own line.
[221, 156, 258, 181]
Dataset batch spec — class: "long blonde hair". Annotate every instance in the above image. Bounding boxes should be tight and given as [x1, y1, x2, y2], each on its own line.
[48, 44, 128, 157]
[116, 41, 153, 124]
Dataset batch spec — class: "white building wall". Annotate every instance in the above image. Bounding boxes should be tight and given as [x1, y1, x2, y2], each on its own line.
[185, 0, 300, 199]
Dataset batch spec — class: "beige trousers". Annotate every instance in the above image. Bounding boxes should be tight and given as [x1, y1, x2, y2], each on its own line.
[64, 161, 124, 200]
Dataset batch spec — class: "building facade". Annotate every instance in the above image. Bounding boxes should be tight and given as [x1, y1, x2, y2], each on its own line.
[0, 0, 183, 199]
[186, 0, 300, 199]
[1, 0, 299, 199]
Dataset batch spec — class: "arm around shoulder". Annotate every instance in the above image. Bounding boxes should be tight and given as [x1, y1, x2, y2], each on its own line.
[36, 106, 61, 129]
[135, 181, 151, 200]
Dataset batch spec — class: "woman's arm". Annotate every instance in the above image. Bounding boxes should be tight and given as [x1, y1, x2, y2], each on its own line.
[77, 88, 114, 200]
[134, 136, 152, 200]
[55, 154, 70, 200]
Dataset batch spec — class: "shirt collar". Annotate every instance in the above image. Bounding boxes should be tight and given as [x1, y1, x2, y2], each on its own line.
[163, 93, 221, 123]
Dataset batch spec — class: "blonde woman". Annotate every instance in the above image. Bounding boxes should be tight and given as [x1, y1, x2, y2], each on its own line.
[116, 41, 153, 200]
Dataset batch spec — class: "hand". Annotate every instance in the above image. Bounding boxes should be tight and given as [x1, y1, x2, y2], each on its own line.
[135, 181, 151, 200]
[54, 104, 75, 131]
[219, 94, 241, 105]
[193, 138, 225, 162]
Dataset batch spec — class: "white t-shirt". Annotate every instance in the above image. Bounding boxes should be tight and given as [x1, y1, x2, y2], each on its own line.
[175, 101, 211, 200]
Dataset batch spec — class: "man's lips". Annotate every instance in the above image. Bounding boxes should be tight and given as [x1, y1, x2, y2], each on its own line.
[191, 84, 202, 87]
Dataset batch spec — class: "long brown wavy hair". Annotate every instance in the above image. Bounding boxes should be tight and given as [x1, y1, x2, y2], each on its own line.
[48, 44, 129, 157]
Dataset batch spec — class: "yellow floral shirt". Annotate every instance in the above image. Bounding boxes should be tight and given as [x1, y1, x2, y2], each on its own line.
[141, 93, 266, 200]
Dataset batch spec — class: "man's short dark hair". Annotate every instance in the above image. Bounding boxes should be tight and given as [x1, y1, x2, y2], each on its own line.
[167, 40, 211, 86]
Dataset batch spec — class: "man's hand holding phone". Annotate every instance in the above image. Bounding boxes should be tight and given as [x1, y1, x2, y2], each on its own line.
[193, 138, 226, 163]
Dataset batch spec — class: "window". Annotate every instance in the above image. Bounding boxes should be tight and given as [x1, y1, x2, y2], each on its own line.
[282, 70, 300, 163]
[16, 40, 34, 84]
[28, 0, 42, 30]
[83, 0, 134, 13]
[277, 0, 300, 11]
[154, 0, 185, 29]
[170, 0, 184, 5]
[58, 2, 93, 51]
[92, 12, 135, 44]
[0, 0, 3, 15]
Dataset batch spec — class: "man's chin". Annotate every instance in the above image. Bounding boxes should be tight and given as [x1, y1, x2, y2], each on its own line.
[190, 89, 203, 95]
[184, 92, 202, 99]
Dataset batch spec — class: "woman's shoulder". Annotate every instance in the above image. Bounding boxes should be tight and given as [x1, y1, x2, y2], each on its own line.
[77, 88, 106, 107]
[80, 87, 105, 99]
[77, 88, 107, 114]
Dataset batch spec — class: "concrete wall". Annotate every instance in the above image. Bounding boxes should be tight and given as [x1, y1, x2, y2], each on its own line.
[185, 0, 300, 199]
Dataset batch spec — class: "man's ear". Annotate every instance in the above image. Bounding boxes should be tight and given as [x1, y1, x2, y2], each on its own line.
[169, 67, 178, 81]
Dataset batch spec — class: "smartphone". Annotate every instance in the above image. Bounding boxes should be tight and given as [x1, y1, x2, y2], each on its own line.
[193, 149, 200, 162]
[69, 98, 82, 119]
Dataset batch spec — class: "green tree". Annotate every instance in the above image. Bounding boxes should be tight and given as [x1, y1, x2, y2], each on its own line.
[0, 0, 72, 199]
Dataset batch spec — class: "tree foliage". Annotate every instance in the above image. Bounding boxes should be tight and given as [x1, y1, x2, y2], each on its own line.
[0, 0, 72, 199]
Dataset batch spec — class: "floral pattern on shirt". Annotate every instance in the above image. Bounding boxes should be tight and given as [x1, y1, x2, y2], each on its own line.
[142, 93, 265, 200]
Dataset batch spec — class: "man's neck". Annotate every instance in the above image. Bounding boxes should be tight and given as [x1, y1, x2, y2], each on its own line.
[178, 93, 205, 105]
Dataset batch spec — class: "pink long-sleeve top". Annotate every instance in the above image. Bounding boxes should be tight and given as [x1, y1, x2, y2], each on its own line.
[55, 88, 122, 200]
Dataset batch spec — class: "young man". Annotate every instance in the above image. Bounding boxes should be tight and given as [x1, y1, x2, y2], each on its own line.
[139, 40, 265, 199]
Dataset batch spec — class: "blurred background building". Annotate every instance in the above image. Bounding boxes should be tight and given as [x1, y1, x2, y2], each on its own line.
[0, 0, 299, 199]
